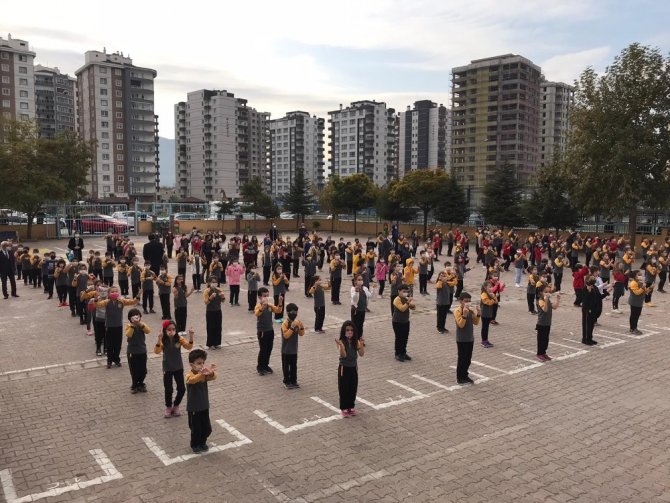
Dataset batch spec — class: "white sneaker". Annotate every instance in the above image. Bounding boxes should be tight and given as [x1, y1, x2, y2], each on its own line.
[515, 284, 521, 288]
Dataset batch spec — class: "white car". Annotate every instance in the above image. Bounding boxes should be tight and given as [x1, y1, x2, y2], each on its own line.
[110, 211, 153, 226]
[280, 212, 295, 219]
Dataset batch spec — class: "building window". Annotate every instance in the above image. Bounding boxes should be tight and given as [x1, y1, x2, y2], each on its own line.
[100, 78, 107, 85]
[115, 90, 122, 97]
[117, 185, 124, 192]
[102, 143, 109, 149]
[101, 132, 109, 139]
[18, 66, 27, 74]
[102, 164, 110, 171]
[101, 99, 108, 106]
[101, 121, 109, 128]
[116, 164, 124, 171]
[116, 144, 123, 150]
[19, 90, 28, 98]
[0, 64, 8, 72]
[1, 100, 9, 108]
[116, 154, 124, 160]
[100, 88, 107, 95]
[1, 88, 9, 96]
[0, 52, 7, 59]
[116, 133, 123, 140]
[19, 78, 27, 86]
[100, 67, 107, 74]
[114, 69, 121, 76]
[101, 110, 109, 117]
[19, 102, 28, 109]
[102, 154, 110, 160]
[117, 175, 124, 182]
[115, 80, 122, 87]
[115, 112, 122, 118]
[115, 101, 122, 108]
[116, 122, 123, 129]
[102, 175, 110, 181]
[1, 76, 8, 84]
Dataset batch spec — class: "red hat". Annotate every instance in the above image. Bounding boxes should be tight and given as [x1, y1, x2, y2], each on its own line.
[162, 320, 173, 330]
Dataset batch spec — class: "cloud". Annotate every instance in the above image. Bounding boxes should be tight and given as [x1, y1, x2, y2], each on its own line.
[540, 47, 612, 84]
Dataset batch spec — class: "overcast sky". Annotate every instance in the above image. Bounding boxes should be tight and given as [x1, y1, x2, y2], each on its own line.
[4, 0, 670, 140]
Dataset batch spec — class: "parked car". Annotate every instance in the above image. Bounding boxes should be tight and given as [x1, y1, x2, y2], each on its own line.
[280, 212, 295, 220]
[110, 211, 153, 226]
[80, 213, 132, 234]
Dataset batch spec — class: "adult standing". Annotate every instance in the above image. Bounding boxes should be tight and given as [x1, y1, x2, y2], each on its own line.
[143, 234, 165, 276]
[163, 231, 175, 258]
[68, 232, 84, 262]
[269, 223, 279, 242]
[0, 241, 19, 299]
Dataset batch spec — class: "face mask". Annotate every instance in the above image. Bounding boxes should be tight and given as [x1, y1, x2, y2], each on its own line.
[130, 315, 141, 323]
[287, 311, 298, 321]
[109, 292, 120, 300]
[50, 255, 56, 259]
[463, 302, 471, 309]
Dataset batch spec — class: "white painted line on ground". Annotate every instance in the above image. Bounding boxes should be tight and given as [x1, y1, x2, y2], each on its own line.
[449, 365, 490, 382]
[310, 396, 341, 413]
[553, 350, 589, 361]
[356, 380, 428, 410]
[501, 353, 543, 373]
[326, 315, 347, 324]
[470, 360, 510, 375]
[294, 469, 392, 503]
[411, 374, 462, 392]
[549, 341, 587, 351]
[253, 408, 341, 434]
[142, 419, 251, 466]
[643, 323, 670, 332]
[0, 358, 105, 377]
[0, 449, 122, 503]
[604, 328, 656, 339]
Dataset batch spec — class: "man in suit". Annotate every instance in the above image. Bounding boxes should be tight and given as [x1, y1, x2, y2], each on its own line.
[0, 241, 19, 299]
[142, 233, 165, 276]
[68, 233, 84, 261]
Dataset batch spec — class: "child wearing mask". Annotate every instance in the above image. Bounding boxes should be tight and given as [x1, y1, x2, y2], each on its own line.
[156, 266, 174, 320]
[272, 264, 289, 323]
[246, 264, 260, 312]
[185, 349, 218, 453]
[141, 263, 156, 314]
[281, 303, 305, 389]
[203, 276, 225, 349]
[479, 282, 498, 348]
[226, 257, 245, 306]
[309, 276, 330, 333]
[129, 258, 142, 299]
[374, 258, 389, 298]
[96, 286, 140, 368]
[454, 292, 480, 385]
[336, 321, 365, 417]
[254, 287, 284, 375]
[392, 285, 416, 362]
[154, 320, 194, 417]
[173, 275, 194, 333]
[125, 308, 151, 393]
[117, 257, 129, 296]
[628, 270, 650, 335]
[536, 282, 560, 361]
[350, 275, 372, 339]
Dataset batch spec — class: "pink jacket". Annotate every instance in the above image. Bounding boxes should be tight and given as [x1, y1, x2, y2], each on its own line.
[375, 262, 389, 281]
[226, 263, 244, 285]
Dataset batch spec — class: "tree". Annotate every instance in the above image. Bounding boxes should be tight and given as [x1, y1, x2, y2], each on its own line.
[239, 176, 271, 218]
[390, 169, 449, 239]
[279, 169, 314, 227]
[434, 176, 468, 227]
[215, 191, 237, 220]
[0, 120, 93, 238]
[319, 177, 346, 233]
[558, 43, 670, 245]
[524, 162, 580, 232]
[376, 181, 417, 223]
[480, 164, 526, 229]
[336, 174, 378, 235]
[256, 196, 280, 219]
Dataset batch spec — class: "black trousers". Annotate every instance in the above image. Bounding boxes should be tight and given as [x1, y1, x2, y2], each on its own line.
[273, 295, 284, 320]
[282, 353, 297, 384]
[378, 279, 385, 296]
[192, 273, 202, 292]
[175, 306, 187, 333]
[331, 278, 341, 302]
[159, 293, 171, 319]
[455, 279, 464, 299]
[132, 283, 141, 299]
[393, 321, 410, 356]
[554, 273, 563, 292]
[346, 261, 352, 275]
[45, 277, 54, 297]
[659, 271, 667, 291]
[574, 288, 584, 307]
[338, 365, 358, 410]
[1, 271, 17, 297]
[142, 291, 154, 311]
[390, 294, 397, 315]
[630, 305, 642, 330]
[352, 309, 366, 338]
[456, 341, 474, 381]
[645, 281, 654, 303]
[68, 286, 77, 314]
[164, 370, 185, 407]
[527, 293, 536, 312]
[257, 330, 274, 370]
[263, 266, 271, 285]
[106, 327, 122, 365]
[304, 275, 313, 296]
[128, 352, 147, 388]
[581, 309, 596, 342]
[248, 290, 258, 311]
[56, 284, 68, 303]
[314, 305, 325, 330]
[492, 303, 499, 321]
[537, 325, 550, 355]
[436, 304, 450, 331]
[94, 319, 106, 352]
[103, 276, 113, 287]
[118, 280, 129, 296]
[206, 310, 222, 347]
[230, 284, 240, 305]
[419, 274, 428, 294]
[188, 409, 212, 448]
[481, 317, 492, 342]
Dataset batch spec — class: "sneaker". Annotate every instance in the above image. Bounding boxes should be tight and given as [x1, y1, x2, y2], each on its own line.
[213, 345, 221, 349]
[395, 355, 405, 362]
[131, 387, 138, 394]
[633, 329, 643, 335]
[457, 379, 468, 385]
[403, 354, 412, 361]
[164, 407, 173, 418]
[96, 350, 102, 357]
[481, 341, 494, 348]
[200, 444, 209, 452]
[139, 384, 147, 392]
[257, 369, 267, 376]
[283, 382, 292, 389]
[544, 355, 552, 361]
[490, 320, 499, 325]
[265, 367, 274, 374]
[106, 363, 112, 369]
[464, 377, 475, 384]
[341, 409, 350, 418]
[348, 408, 357, 416]
[86, 330, 93, 336]
[143, 309, 148, 314]
[274, 318, 283, 323]
[149, 309, 156, 313]
[192, 446, 204, 454]
[292, 383, 300, 388]
[437, 329, 445, 334]
[645, 302, 655, 307]
[515, 283, 521, 288]
[115, 362, 122, 367]
[537, 354, 548, 362]
[172, 406, 181, 417]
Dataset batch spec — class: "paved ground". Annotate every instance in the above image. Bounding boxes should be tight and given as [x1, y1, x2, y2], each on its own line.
[1, 236, 670, 502]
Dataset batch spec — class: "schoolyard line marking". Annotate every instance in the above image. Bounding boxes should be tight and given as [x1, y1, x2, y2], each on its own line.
[356, 380, 428, 410]
[253, 399, 342, 435]
[0, 449, 122, 503]
[549, 341, 587, 351]
[411, 374, 462, 392]
[601, 328, 655, 339]
[142, 420, 251, 466]
[449, 366, 490, 382]
[470, 360, 510, 375]
[310, 396, 340, 413]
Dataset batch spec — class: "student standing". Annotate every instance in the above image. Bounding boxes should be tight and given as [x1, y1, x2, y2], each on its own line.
[329, 254, 344, 305]
[155, 321, 194, 418]
[185, 349, 218, 453]
[644, 258, 659, 307]
[246, 264, 260, 312]
[435, 265, 457, 334]
[336, 321, 365, 417]
[350, 275, 372, 339]
[176, 248, 188, 278]
[96, 286, 140, 368]
[418, 250, 430, 295]
[536, 283, 560, 361]
[129, 258, 142, 299]
[54, 259, 69, 307]
[611, 262, 627, 313]
[203, 277, 225, 349]
[226, 257, 245, 307]
[309, 276, 330, 333]
[173, 275, 194, 333]
[479, 282, 498, 348]
[392, 285, 416, 362]
[454, 292, 480, 385]
[156, 266, 173, 320]
[125, 308, 151, 393]
[526, 266, 538, 314]
[628, 270, 648, 335]
[93, 285, 109, 356]
[303, 249, 318, 297]
[374, 258, 389, 298]
[141, 263, 156, 314]
[117, 257, 129, 296]
[272, 264, 289, 322]
[389, 263, 404, 315]
[281, 303, 305, 389]
[581, 277, 601, 346]
[102, 253, 115, 287]
[254, 287, 283, 375]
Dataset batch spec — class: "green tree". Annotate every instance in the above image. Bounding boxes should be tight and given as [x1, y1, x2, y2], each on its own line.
[480, 164, 526, 229]
[336, 174, 378, 235]
[390, 169, 449, 239]
[215, 190, 237, 220]
[375, 181, 417, 223]
[524, 162, 580, 232]
[319, 177, 346, 233]
[239, 176, 271, 218]
[279, 169, 315, 227]
[434, 176, 468, 227]
[558, 43, 670, 245]
[0, 120, 93, 238]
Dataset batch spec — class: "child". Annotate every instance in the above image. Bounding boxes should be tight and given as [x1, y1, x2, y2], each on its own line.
[246, 264, 260, 312]
[141, 263, 156, 314]
[129, 258, 142, 299]
[392, 285, 416, 362]
[30, 250, 41, 288]
[203, 276, 225, 349]
[92, 251, 103, 280]
[513, 249, 525, 288]
[435, 263, 457, 334]
[454, 292, 480, 385]
[329, 254, 344, 304]
[262, 247, 272, 286]
[611, 262, 627, 314]
[536, 282, 560, 361]
[336, 320, 365, 417]
[226, 257, 245, 306]
[281, 303, 305, 389]
[303, 249, 318, 297]
[173, 275, 194, 333]
[254, 286, 283, 375]
[93, 284, 108, 356]
[553, 253, 569, 292]
[309, 275, 330, 333]
[350, 275, 372, 339]
[628, 270, 649, 335]
[403, 258, 418, 298]
[190, 253, 203, 292]
[272, 264, 289, 322]
[156, 266, 173, 320]
[186, 349, 218, 453]
[53, 259, 69, 307]
[125, 308, 151, 393]
[209, 254, 223, 286]
[72, 264, 90, 324]
[479, 282, 498, 348]
[66, 259, 79, 316]
[526, 266, 538, 314]
[80, 278, 98, 336]
[155, 320, 194, 417]
[418, 250, 430, 295]
[96, 286, 140, 368]
[489, 273, 505, 325]
[375, 258, 389, 298]
[117, 257, 129, 296]
[102, 252, 115, 287]
[176, 248, 188, 278]
[389, 262, 404, 315]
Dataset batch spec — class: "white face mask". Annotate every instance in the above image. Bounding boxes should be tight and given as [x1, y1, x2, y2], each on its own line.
[463, 302, 471, 309]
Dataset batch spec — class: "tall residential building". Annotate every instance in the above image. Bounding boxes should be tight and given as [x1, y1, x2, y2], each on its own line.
[398, 100, 449, 178]
[0, 34, 35, 122]
[539, 81, 574, 169]
[175, 89, 269, 201]
[34, 65, 76, 138]
[269, 111, 325, 197]
[76, 50, 157, 200]
[451, 54, 541, 207]
[327, 100, 397, 186]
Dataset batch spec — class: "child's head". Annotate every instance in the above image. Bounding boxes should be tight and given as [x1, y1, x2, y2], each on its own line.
[353, 275, 363, 287]
[144, 262, 151, 270]
[208, 276, 218, 287]
[286, 303, 298, 320]
[89, 250, 95, 256]
[79, 263, 88, 273]
[258, 286, 269, 299]
[481, 282, 491, 293]
[162, 319, 176, 338]
[311, 275, 321, 288]
[128, 307, 141, 323]
[459, 292, 472, 306]
[174, 275, 184, 287]
[160, 265, 167, 275]
[275, 264, 283, 275]
[189, 349, 208, 371]
[105, 251, 111, 258]
[339, 320, 358, 341]
[94, 251, 101, 257]
[119, 256, 126, 264]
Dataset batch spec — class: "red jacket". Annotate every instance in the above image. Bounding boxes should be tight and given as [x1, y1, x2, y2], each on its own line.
[572, 266, 589, 289]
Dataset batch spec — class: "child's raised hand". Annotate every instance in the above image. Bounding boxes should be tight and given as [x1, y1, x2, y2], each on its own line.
[209, 293, 217, 300]
[188, 328, 195, 338]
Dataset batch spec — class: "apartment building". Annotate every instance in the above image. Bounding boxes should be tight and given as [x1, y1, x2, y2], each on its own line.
[34, 65, 76, 138]
[269, 111, 324, 197]
[0, 34, 35, 122]
[398, 100, 449, 178]
[327, 100, 397, 186]
[175, 89, 269, 201]
[76, 50, 157, 200]
[451, 54, 541, 206]
[539, 81, 574, 169]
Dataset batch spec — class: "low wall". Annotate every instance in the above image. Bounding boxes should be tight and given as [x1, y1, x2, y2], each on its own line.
[0, 224, 51, 240]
